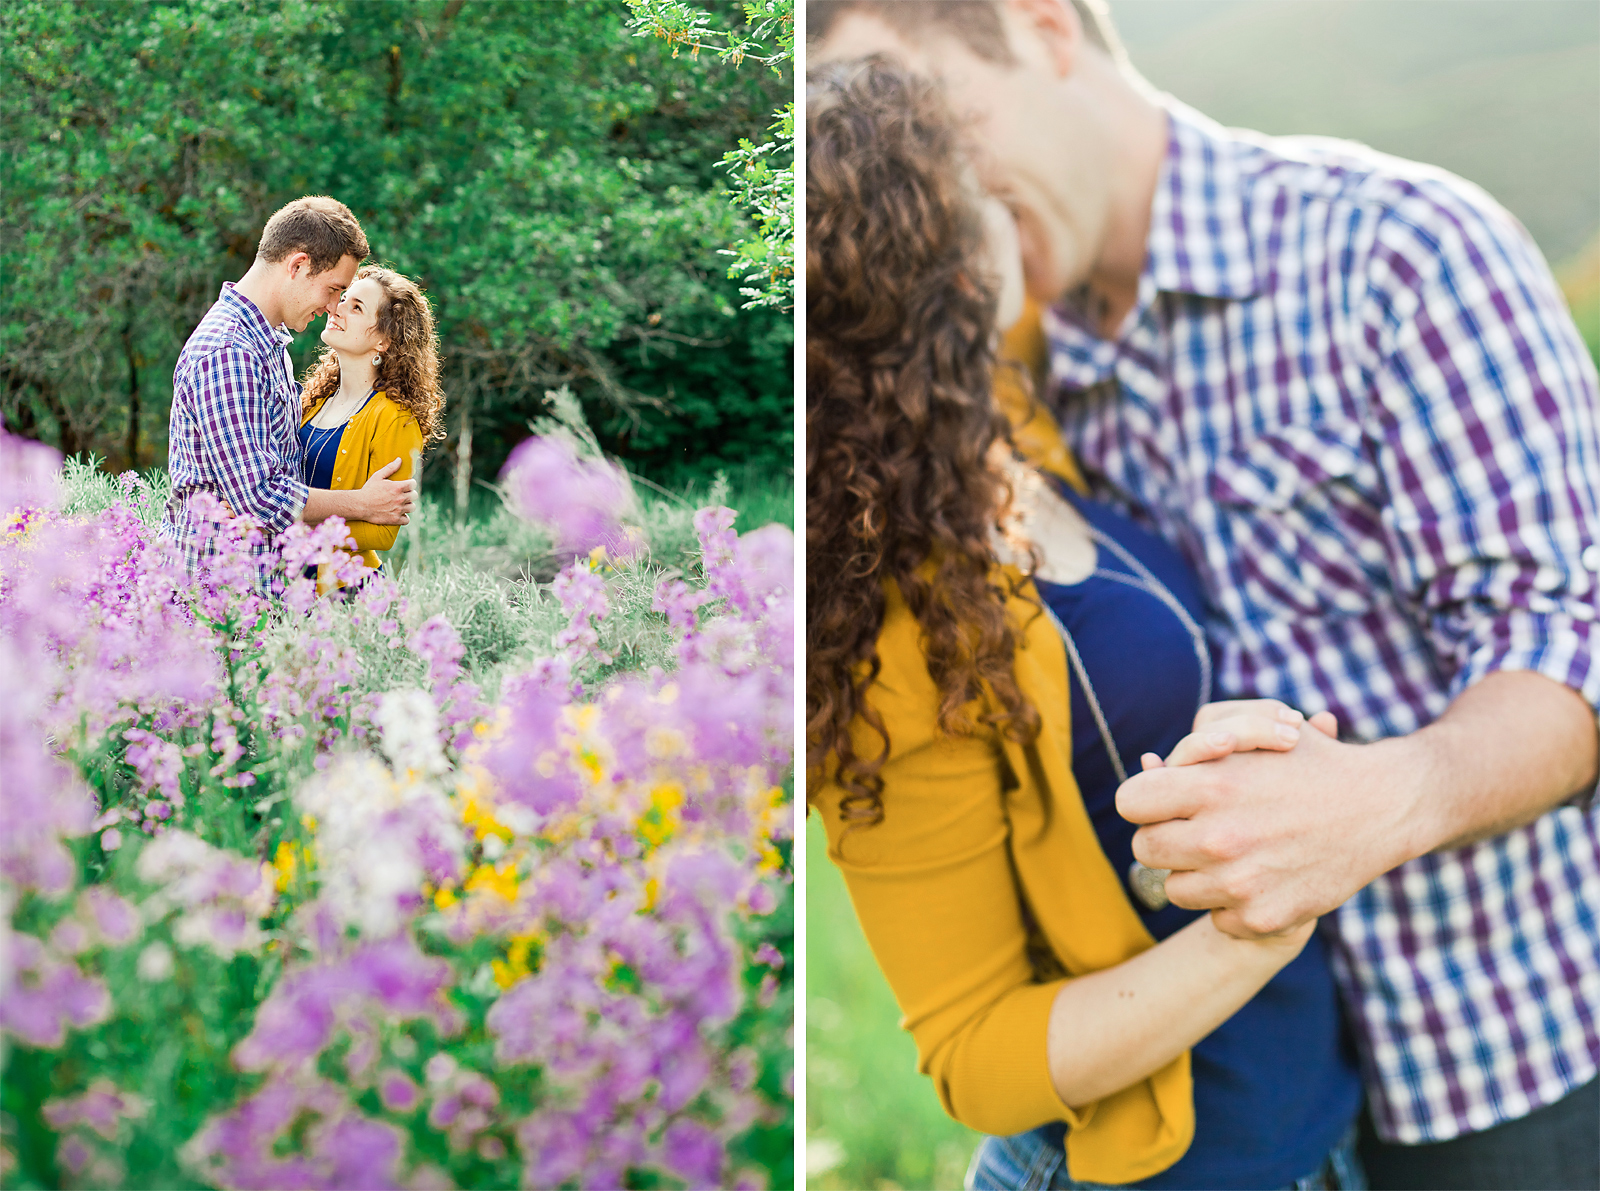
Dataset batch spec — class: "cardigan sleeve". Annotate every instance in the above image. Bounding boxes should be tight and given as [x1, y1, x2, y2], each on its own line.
[811, 740, 1086, 1138]
[809, 582, 1196, 1185]
[808, 602, 1085, 1138]
[344, 409, 422, 556]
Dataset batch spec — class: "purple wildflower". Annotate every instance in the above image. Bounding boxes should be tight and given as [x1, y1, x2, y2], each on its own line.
[0, 931, 112, 1047]
[42, 1079, 148, 1140]
[500, 436, 636, 559]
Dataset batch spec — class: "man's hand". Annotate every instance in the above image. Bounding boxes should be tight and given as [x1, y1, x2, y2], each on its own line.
[299, 459, 416, 527]
[1117, 725, 1413, 938]
[352, 458, 415, 526]
[1116, 672, 1600, 940]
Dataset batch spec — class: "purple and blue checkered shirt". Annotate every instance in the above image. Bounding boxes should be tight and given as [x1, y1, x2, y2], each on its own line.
[1044, 100, 1600, 1144]
[162, 283, 309, 571]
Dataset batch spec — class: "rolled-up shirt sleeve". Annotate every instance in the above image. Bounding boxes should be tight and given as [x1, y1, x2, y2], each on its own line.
[1363, 192, 1600, 718]
[192, 345, 309, 535]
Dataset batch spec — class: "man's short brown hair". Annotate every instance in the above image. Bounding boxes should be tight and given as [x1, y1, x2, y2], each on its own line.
[809, 0, 1125, 66]
[256, 196, 369, 276]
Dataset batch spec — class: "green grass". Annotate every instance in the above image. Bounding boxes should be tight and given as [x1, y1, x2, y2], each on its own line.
[806, 814, 981, 1191]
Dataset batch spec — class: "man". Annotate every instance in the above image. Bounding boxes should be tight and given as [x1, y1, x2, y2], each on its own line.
[162, 195, 415, 572]
[811, 2, 1600, 1186]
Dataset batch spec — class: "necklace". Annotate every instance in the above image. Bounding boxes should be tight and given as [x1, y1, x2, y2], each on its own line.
[1088, 524, 1213, 710]
[1040, 528, 1211, 913]
[312, 386, 376, 430]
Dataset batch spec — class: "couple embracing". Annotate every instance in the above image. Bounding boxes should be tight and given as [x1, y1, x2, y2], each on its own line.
[806, 3, 1600, 1190]
[161, 195, 444, 578]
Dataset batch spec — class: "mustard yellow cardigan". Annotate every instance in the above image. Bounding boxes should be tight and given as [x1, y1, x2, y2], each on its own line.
[300, 390, 423, 570]
[807, 302, 1195, 1185]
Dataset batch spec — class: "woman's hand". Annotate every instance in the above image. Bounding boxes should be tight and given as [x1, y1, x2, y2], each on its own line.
[1140, 699, 1339, 772]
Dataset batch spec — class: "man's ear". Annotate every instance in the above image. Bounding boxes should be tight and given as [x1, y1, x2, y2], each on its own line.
[283, 251, 313, 280]
[1005, 0, 1083, 78]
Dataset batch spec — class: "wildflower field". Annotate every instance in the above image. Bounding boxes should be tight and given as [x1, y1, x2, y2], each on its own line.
[0, 417, 794, 1190]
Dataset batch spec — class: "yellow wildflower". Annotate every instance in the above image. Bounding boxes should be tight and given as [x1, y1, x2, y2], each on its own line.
[271, 841, 297, 893]
[491, 931, 543, 989]
[464, 862, 520, 902]
[460, 794, 513, 843]
[433, 886, 459, 910]
[756, 840, 784, 875]
[744, 784, 790, 867]
[576, 747, 606, 785]
[638, 782, 684, 849]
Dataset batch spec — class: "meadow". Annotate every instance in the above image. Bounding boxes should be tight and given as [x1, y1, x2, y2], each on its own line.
[0, 409, 794, 1190]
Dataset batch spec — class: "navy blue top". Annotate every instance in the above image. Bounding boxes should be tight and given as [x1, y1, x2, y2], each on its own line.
[1034, 487, 1361, 1190]
[298, 419, 347, 488]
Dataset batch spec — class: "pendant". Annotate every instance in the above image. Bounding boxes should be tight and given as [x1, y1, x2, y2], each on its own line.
[1128, 861, 1172, 912]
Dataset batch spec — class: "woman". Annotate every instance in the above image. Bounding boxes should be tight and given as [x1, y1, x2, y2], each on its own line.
[806, 60, 1364, 1191]
[299, 265, 444, 574]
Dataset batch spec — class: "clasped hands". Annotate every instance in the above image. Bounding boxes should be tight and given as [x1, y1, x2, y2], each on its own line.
[1117, 698, 1407, 941]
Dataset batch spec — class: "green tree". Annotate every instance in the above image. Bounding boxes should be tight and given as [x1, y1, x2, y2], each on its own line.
[1, 0, 792, 484]
[626, 0, 795, 311]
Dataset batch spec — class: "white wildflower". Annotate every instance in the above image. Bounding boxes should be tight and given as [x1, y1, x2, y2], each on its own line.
[136, 941, 174, 981]
[373, 688, 448, 778]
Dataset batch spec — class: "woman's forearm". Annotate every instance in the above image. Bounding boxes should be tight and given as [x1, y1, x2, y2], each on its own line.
[1047, 914, 1312, 1108]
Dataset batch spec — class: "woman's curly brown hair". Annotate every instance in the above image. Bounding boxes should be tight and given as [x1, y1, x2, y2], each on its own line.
[808, 58, 1039, 828]
[301, 266, 446, 443]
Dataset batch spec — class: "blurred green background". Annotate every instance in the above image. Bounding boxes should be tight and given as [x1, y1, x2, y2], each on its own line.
[1, 0, 792, 489]
[805, 3, 1600, 1189]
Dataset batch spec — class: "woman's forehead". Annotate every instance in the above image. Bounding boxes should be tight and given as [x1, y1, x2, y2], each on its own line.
[348, 276, 385, 305]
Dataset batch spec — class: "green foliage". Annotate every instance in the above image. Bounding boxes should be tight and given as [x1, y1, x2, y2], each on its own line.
[626, 0, 794, 310]
[805, 816, 979, 1191]
[1, 0, 792, 481]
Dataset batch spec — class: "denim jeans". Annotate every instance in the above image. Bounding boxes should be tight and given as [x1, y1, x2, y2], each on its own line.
[965, 1123, 1367, 1191]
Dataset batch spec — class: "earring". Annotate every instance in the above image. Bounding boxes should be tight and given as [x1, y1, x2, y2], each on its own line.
[372, 353, 382, 368]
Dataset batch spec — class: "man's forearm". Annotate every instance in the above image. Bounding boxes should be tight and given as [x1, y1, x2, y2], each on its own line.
[300, 488, 367, 524]
[1121, 668, 1600, 938]
[1380, 670, 1599, 855]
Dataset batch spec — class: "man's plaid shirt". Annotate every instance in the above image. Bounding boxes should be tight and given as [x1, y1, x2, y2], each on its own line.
[161, 284, 309, 571]
[1044, 100, 1600, 1143]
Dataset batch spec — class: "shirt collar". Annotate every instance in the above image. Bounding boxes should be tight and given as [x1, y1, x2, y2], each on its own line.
[1145, 98, 1260, 301]
[1042, 99, 1260, 390]
[219, 282, 295, 354]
